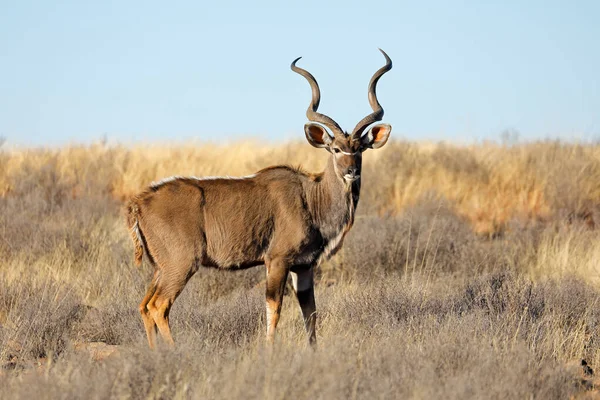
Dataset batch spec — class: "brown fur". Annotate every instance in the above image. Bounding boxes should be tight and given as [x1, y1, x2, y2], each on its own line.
[126, 202, 143, 267]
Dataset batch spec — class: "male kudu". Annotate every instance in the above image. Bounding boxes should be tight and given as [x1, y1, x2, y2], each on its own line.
[126, 49, 393, 348]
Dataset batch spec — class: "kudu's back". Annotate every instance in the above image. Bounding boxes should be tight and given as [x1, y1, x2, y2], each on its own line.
[127, 166, 312, 272]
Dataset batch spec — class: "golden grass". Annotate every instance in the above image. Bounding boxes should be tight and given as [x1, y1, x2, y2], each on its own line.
[2, 140, 600, 236]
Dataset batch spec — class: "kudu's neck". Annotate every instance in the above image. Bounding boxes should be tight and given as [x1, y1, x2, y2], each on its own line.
[306, 156, 360, 236]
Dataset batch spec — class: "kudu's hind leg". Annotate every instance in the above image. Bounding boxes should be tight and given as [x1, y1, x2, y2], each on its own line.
[265, 258, 290, 343]
[139, 270, 159, 349]
[146, 265, 197, 347]
[147, 291, 175, 347]
[290, 267, 317, 347]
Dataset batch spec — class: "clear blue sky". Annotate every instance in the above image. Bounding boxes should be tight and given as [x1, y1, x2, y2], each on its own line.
[1, 0, 599, 146]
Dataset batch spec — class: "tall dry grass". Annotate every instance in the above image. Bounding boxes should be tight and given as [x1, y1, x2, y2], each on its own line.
[2, 139, 600, 399]
[2, 140, 600, 236]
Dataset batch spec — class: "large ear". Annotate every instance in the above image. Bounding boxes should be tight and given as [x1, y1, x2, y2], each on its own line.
[304, 122, 333, 149]
[360, 123, 391, 150]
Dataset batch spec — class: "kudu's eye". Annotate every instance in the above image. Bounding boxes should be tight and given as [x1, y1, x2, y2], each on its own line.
[332, 148, 341, 154]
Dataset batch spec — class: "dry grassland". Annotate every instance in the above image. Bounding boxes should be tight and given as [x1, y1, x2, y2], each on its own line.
[2, 139, 600, 399]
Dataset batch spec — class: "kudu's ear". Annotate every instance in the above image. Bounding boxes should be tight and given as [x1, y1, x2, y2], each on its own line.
[360, 123, 391, 150]
[304, 123, 333, 149]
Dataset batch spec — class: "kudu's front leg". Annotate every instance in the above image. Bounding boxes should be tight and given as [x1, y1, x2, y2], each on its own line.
[265, 258, 289, 343]
[290, 267, 317, 347]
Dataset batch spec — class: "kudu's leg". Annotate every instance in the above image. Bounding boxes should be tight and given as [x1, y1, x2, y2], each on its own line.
[290, 267, 317, 347]
[139, 270, 159, 349]
[147, 291, 175, 347]
[265, 258, 290, 343]
[146, 267, 195, 348]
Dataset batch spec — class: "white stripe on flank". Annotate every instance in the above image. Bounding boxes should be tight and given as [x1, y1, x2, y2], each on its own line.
[150, 174, 258, 188]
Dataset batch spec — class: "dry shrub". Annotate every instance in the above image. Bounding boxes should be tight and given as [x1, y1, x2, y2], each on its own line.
[2, 270, 596, 399]
[0, 275, 83, 361]
[332, 198, 494, 282]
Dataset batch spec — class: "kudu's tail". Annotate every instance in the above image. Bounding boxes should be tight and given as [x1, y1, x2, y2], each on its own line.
[126, 200, 144, 267]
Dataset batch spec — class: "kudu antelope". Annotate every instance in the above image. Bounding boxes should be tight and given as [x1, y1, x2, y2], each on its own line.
[126, 49, 392, 348]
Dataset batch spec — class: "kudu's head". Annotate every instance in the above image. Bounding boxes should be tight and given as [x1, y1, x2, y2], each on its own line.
[291, 49, 392, 183]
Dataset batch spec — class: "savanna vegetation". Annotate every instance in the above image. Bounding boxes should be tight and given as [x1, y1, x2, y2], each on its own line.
[2, 139, 600, 399]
